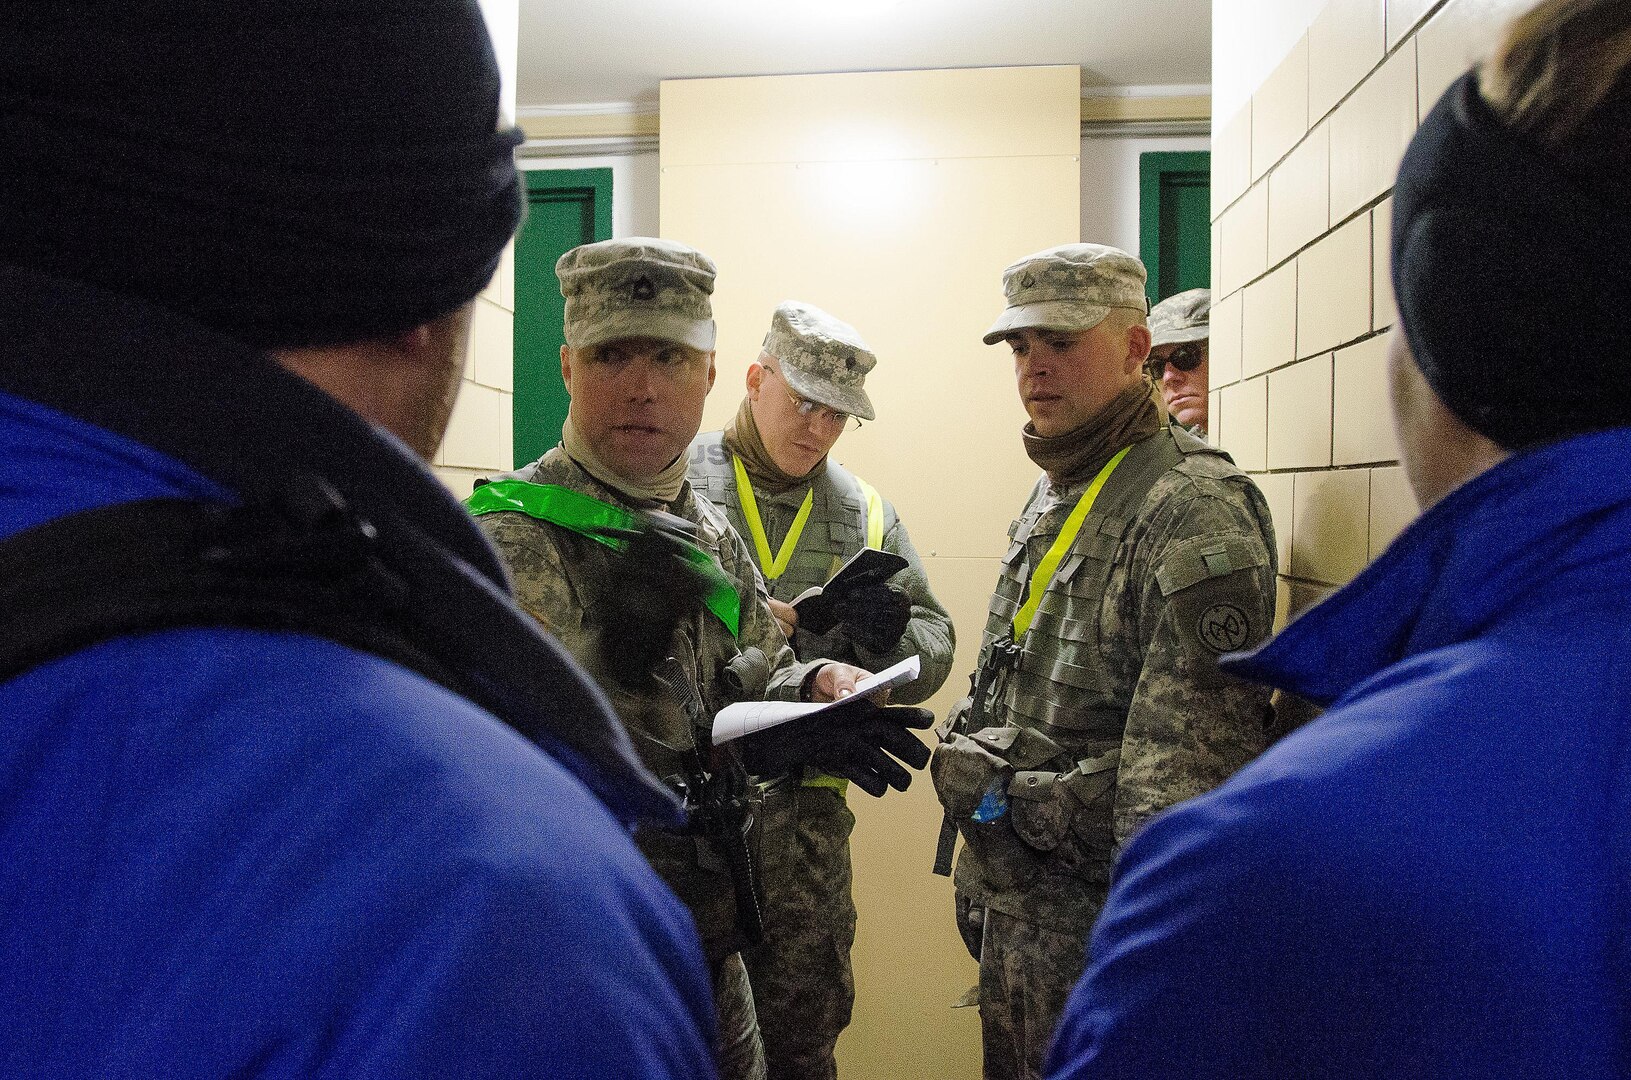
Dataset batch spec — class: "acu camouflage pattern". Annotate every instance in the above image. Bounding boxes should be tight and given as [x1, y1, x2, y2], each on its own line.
[475, 447, 820, 969]
[691, 429, 956, 1080]
[555, 236, 717, 352]
[940, 424, 1277, 939]
[690, 430, 956, 702]
[983, 243, 1150, 345]
[762, 300, 877, 421]
[741, 784, 857, 1080]
[1148, 287, 1212, 347]
[714, 952, 770, 1080]
[972, 906, 1091, 1080]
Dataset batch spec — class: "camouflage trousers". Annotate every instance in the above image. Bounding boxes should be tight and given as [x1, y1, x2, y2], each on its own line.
[959, 897, 1093, 1080]
[742, 783, 857, 1080]
[715, 951, 768, 1080]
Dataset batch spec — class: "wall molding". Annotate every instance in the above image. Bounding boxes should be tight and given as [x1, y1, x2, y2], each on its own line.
[518, 87, 1213, 155]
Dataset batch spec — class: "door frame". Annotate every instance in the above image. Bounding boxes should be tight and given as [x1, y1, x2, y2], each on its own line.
[512, 167, 613, 468]
[1138, 150, 1212, 304]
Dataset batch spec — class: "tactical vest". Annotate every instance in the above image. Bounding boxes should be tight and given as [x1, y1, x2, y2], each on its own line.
[475, 451, 771, 962]
[479, 454, 757, 788]
[690, 432, 894, 797]
[979, 427, 1227, 742]
[937, 426, 1240, 934]
[689, 430, 886, 609]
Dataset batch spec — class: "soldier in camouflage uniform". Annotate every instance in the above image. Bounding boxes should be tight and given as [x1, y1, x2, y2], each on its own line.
[470, 238, 932, 1080]
[929, 245, 1276, 1080]
[1145, 288, 1212, 439]
[689, 301, 956, 1080]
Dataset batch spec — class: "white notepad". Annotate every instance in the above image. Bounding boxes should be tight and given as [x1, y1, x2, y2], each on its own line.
[711, 655, 921, 745]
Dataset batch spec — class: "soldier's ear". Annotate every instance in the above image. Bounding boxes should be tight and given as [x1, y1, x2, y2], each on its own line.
[560, 344, 573, 394]
[745, 360, 765, 398]
[705, 351, 717, 393]
[1124, 324, 1152, 375]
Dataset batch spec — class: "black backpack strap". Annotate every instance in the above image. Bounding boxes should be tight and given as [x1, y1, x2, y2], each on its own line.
[0, 492, 451, 690]
[0, 480, 682, 826]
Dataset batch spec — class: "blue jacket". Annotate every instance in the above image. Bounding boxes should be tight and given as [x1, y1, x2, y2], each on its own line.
[0, 266, 717, 1078]
[1046, 428, 1631, 1078]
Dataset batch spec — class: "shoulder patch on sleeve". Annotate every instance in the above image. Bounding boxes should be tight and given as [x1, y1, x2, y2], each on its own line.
[1156, 535, 1268, 598]
[1194, 601, 1254, 653]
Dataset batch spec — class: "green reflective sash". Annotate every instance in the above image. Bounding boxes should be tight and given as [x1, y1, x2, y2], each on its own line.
[467, 480, 741, 638]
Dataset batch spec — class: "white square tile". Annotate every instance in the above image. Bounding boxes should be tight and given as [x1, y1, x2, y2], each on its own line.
[1309, 0, 1386, 124]
[1243, 262, 1298, 378]
[1291, 468, 1371, 584]
[1329, 41, 1419, 222]
[1268, 355, 1333, 469]
[1297, 214, 1372, 358]
[1333, 335, 1397, 465]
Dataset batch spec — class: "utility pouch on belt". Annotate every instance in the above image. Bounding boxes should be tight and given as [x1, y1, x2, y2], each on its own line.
[1007, 746, 1120, 881]
[931, 636, 1025, 875]
[930, 723, 1068, 889]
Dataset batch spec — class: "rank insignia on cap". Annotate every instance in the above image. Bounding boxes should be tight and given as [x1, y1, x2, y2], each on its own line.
[629, 275, 656, 302]
[1020, 273, 1037, 289]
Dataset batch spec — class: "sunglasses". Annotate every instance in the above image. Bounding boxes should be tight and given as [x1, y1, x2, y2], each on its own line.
[1146, 341, 1206, 379]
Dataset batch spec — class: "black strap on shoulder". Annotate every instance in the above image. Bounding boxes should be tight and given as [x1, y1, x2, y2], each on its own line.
[0, 480, 682, 825]
[0, 493, 451, 691]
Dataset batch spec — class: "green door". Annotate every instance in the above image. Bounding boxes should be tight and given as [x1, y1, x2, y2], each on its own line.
[1138, 151, 1212, 304]
[513, 168, 612, 468]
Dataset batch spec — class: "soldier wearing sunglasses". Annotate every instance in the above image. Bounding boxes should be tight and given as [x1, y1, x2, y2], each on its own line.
[1145, 289, 1212, 438]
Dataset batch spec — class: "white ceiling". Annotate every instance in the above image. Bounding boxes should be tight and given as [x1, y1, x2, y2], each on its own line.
[518, 0, 1213, 111]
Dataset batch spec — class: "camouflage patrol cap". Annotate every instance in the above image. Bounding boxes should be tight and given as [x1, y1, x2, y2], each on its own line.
[556, 236, 717, 352]
[983, 243, 1149, 345]
[762, 300, 877, 421]
[1149, 288, 1212, 347]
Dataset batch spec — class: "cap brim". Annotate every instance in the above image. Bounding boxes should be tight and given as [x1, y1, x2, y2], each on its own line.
[982, 301, 1112, 345]
[570, 309, 716, 352]
[1150, 324, 1210, 347]
[779, 364, 875, 421]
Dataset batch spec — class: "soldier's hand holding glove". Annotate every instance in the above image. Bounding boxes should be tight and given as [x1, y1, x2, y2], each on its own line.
[837, 581, 913, 653]
[738, 693, 934, 797]
[597, 510, 710, 690]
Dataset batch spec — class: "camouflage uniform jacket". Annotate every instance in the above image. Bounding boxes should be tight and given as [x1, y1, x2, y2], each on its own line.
[948, 425, 1275, 937]
[476, 448, 823, 963]
[688, 430, 955, 706]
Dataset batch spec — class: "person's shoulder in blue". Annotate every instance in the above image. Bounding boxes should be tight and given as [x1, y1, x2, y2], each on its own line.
[0, 1, 719, 1074]
[0, 347, 718, 1079]
[1046, 6, 1631, 1076]
[1, 625, 717, 1078]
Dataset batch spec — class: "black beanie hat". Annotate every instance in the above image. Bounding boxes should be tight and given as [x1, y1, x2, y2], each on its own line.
[1391, 71, 1631, 451]
[0, 1, 523, 349]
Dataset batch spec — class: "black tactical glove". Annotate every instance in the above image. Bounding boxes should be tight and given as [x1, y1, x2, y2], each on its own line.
[597, 511, 710, 690]
[838, 581, 912, 653]
[739, 693, 934, 797]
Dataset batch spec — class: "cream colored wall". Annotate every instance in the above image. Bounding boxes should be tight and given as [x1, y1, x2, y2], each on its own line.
[435, 0, 519, 498]
[662, 66, 1081, 1080]
[1210, 0, 1524, 625]
[434, 246, 518, 499]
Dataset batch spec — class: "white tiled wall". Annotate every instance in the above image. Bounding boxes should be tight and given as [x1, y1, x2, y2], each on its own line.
[1297, 214, 1371, 358]
[1212, 0, 1525, 625]
[433, 243, 515, 499]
